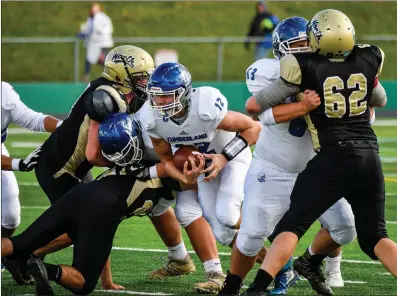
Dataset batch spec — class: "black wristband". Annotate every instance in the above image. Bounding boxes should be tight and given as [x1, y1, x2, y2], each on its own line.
[221, 134, 248, 161]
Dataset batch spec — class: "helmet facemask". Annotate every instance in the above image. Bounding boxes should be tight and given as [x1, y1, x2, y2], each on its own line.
[279, 33, 311, 56]
[148, 86, 189, 120]
[120, 56, 153, 101]
[101, 132, 143, 167]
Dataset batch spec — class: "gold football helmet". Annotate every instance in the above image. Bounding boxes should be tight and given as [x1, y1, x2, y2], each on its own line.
[307, 9, 355, 60]
[102, 45, 155, 96]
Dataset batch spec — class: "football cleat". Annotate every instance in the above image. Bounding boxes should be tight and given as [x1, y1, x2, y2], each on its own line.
[240, 283, 268, 296]
[218, 271, 243, 296]
[268, 268, 300, 295]
[149, 254, 196, 279]
[293, 255, 333, 295]
[2, 258, 34, 285]
[26, 258, 54, 296]
[194, 271, 226, 294]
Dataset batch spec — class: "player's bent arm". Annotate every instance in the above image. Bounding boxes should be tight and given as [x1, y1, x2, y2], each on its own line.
[369, 82, 387, 108]
[154, 162, 168, 179]
[271, 101, 309, 124]
[43, 116, 63, 132]
[1, 155, 14, 171]
[11, 99, 62, 133]
[217, 111, 261, 146]
[150, 136, 187, 184]
[100, 257, 124, 290]
[246, 78, 300, 115]
[86, 120, 112, 167]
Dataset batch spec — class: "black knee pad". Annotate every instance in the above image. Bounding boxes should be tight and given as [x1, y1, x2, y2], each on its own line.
[78, 279, 97, 295]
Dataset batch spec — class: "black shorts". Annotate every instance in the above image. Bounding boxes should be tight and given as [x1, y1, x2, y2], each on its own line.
[35, 150, 93, 205]
[273, 140, 388, 257]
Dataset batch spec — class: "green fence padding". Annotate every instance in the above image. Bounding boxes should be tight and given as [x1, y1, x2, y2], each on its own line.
[10, 81, 397, 116]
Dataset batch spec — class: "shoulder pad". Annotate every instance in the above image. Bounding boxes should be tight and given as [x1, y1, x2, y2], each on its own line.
[280, 54, 302, 85]
[246, 58, 280, 95]
[138, 101, 156, 131]
[371, 45, 385, 77]
[197, 87, 228, 121]
[96, 85, 128, 112]
[85, 85, 124, 122]
[354, 44, 385, 77]
[1, 82, 21, 110]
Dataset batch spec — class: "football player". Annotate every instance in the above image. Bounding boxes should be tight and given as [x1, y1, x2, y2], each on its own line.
[219, 17, 360, 296]
[140, 63, 261, 265]
[1, 81, 61, 238]
[237, 9, 397, 296]
[1, 113, 181, 296]
[1, 81, 61, 281]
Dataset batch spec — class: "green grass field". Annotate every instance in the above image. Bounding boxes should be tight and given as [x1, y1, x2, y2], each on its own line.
[1, 122, 397, 295]
[2, 1, 397, 81]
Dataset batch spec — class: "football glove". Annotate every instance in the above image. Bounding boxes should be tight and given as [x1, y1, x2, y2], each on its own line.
[18, 146, 42, 171]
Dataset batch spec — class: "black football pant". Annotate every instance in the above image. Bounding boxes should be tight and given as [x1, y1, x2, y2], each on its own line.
[10, 176, 131, 294]
[35, 152, 94, 205]
[272, 140, 388, 260]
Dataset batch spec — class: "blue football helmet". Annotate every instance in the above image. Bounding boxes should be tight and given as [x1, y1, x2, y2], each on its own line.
[272, 16, 311, 59]
[98, 112, 144, 166]
[146, 62, 192, 119]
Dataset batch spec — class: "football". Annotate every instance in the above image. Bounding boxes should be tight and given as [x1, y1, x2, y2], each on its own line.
[173, 145, 202, 172]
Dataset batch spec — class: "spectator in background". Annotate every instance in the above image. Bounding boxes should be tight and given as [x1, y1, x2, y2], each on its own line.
[77, 3, 114, 81]
[245, 0, 279, 61]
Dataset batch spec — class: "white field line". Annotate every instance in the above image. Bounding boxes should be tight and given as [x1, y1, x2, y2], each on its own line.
[382, 157, 397, 163]
[372, 119, 397, 126]
[95, 290, 174, 295]
[11, 142, 42, 148]
[292, 279, 367, 284]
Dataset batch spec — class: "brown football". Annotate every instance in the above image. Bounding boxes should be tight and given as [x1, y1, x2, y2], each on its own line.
[173, 145, 202, 172]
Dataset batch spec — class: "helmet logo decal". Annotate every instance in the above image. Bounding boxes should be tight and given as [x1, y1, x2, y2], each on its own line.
[310, 20, 323, 44]
[273, 32, 280, 44]
[112, 53, 135, 68]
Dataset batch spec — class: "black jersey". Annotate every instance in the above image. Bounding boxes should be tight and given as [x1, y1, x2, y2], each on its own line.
[40, 77, 127, 180]
[280, 44, 384, 150]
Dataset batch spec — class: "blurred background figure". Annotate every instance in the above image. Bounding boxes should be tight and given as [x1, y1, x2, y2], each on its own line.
[245, 0, 279, 61]
[77, 3, 114, 82]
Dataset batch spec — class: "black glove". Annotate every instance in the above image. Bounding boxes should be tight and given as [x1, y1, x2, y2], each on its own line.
[124, 165, 152, 181]
[18, 146, 42, 171]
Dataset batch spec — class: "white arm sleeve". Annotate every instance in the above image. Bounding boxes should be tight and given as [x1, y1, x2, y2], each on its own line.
[370, 108, 376, 126]
[2, 82, 47, 132]
[260, 108, 276, 126]
[369, 82, 387, 108]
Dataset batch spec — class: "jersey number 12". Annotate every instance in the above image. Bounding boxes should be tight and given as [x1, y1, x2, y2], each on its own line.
[323, 73, 367, 118]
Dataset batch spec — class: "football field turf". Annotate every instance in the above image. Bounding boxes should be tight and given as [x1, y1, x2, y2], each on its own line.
[2, 121, 397, 295]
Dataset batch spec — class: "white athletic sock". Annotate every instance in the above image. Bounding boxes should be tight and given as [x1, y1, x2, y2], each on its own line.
[168, 241, 188, 261]
[325, 252, 342, 273]
[203, 259, 222, 274]
[308, 245, 316, 256]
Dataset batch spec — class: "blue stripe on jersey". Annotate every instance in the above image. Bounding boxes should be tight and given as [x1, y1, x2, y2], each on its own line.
[1, 127, 8, 143]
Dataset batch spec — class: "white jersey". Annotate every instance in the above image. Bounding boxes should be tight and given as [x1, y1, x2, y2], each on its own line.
[1, 81, 47, 144]
[246, 58, 315, 172]
[134, 109, 161, 163]
[140, 86, 247, 161]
